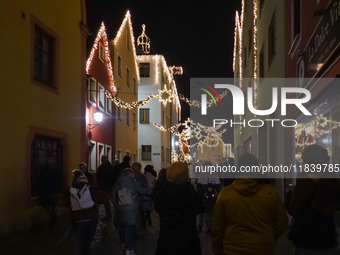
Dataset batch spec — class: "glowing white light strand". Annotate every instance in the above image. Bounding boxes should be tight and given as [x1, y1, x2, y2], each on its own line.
[86, 22, 117, 94]
[137, 24, 150, 54]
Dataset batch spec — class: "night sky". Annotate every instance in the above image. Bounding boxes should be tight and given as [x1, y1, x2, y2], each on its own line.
[86, 0, 240, 145]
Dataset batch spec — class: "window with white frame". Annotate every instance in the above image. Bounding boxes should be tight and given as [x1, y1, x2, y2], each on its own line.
[99, 42, 105, 62]
[89, 140, 96, 172]
[126, 68, 130, 88]
[118, 107, 122, 121]
[268, 11, 276, 67]
[88, 78, 97, 105]
[161, 146, 164, 161]
[98, 83, 105, 111]
[105, 145, 112, 163]
[140, 108, 150, 124]
[97, 143, 105, 169]
[133, 112, 136, 130]
[106, 90, 112, 115]
[127, 32, 130, 51]
[166, 148, 170, 162]
[118, 55, 122, 78]
[133, 153, 136, 163]
[142, 145, 152, 160]
[133, 78, 137, 96]
[117, 150, 122, 162]
[126, 109, 130, 126]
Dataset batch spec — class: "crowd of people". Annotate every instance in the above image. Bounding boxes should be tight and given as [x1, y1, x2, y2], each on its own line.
[35, 144, 340, 255]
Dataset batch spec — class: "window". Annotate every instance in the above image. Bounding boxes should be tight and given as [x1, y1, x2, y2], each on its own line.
[126, 68, 130, 88]
[106, 145, 112, 163]
[118, 107, 122, 121]
[212, 147, 215, 151]
[260, 0, 265, 14]
[106, 90, 112, 115]
[293, 0, 301, 39]
[31, 135, 63, 198]
[133, 112, 136, 130]
[142, 145, 152, 160]
[162, 111, 165, 126]
[248, 29, 252, 56]
[140, 108, 150, 124]
[166, 148, 170, 162]
[161, 146, 164, 161]
[99, 42, 105, 62]
[126, 109, 130, 126]
[127, 32, 130, 51]
[133, 154, 136, 163]
[34, 25, 54, 86]
[140, 63, 150, 77]
[88, 140, 96, 172]
[117, 150, 122, 162]
[133, 78, 137, 96]
[88, 78, 97, 105]
[243, 47, 247, 67]
[268, 11, 276, 66]
[218, 147, 221, 151]
[259, 44, 265, 80]
[98, 83, 105, 111]
[97, 143, 104, 169]
[166, 116, 170, 127]
[118, 55, 122, 78]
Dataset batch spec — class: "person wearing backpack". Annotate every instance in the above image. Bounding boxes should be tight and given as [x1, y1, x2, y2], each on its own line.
[69, 169, 98, 255]
[111, 168, 148, 255]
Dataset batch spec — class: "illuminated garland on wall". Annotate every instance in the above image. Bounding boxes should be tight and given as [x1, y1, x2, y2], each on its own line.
[113, 10, 140, 81]
[86, 22, 117, 94]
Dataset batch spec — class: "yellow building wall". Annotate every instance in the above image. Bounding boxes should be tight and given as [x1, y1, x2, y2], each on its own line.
[111, 15, 138, 161]
[0, 0, 84, 235]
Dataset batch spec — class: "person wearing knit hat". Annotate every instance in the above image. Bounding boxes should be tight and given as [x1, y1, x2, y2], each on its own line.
[154, 162, 205, 255]
[167, 162, 189, 184]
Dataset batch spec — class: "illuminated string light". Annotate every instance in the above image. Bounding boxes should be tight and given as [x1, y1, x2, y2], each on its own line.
[179, 91, 228, 108]
[153, 118, 227, 149]
[113, 10, 140, 80]
[86, 22, 117, 94]
[137, 24, 150, 54]
[168, 66, 183, 76]
[294, 110, 340, 147]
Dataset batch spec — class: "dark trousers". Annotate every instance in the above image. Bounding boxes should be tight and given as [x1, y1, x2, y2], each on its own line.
[118, 223, 136, 250]
[75, 220, 98, 255]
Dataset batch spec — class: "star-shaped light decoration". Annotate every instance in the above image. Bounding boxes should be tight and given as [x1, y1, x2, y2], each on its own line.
[156, 85, 174, 107]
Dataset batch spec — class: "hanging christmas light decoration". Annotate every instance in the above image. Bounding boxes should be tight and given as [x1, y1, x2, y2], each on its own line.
[86, 22, 117, 94]
[157, 85, 174, 107]
[294, 109, 340, 147]
[168, 66, 183, 76]
[137, 24, 150, 54]
[179, 91, 228, 108]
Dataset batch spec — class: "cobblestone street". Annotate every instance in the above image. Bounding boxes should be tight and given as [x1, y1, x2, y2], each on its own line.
[0, 205, 293, 255]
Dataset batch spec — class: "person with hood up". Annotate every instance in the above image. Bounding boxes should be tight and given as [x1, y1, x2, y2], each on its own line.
[111, 168, 148, 255]
[285, 144, 340, 254]
[211, 153, 288, 255]
[154, 162, 205, 255]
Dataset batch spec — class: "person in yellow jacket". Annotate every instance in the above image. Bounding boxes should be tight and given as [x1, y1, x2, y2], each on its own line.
[211, 153, 288, 255]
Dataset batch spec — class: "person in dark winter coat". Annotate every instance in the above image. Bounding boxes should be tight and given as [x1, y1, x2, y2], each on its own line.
[153, 168, 168, 195]
[69, 169, 98, 255]
[154, 162, 205, 255]
[111, 168, 148, 255]
[36, 155, 62, 227]
[285, 144, 340, 254]
[96, 155, 113, 220]
[112, 156, 131, 186]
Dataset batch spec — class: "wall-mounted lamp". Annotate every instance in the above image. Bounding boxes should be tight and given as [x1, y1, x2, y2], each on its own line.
[88, 110, 103, 129]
